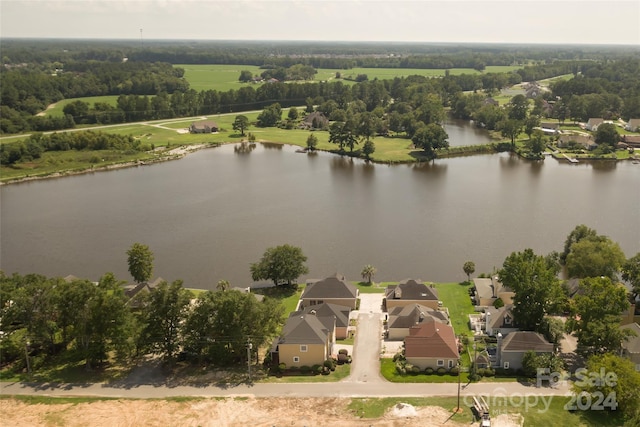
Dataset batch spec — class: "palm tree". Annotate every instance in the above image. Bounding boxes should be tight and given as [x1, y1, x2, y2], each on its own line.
[463, 261, 475, 282]
[361, 264, 377, 284]
[216, 279, 230, 291]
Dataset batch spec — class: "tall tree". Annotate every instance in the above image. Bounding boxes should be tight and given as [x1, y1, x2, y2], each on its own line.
[498, 248, 563, 331]
[411, 123, 449, 161]
[622, 253, 640, 296]
[508, 94, 529, 121]
[127, 243, 154, 284]
[566, 237, 626, 280]
[499, 119, 523, 148]
[560, 224, 599, 265]
[250, 244, 309, 286]
[463, 261, 475, 281]
[361, 264, 377, 284]
[595, 123, 619, 146]
[306, 133, 318, 151]
[567, 277, 632, 356]
[139, 280, 192, 362]
[232, 115, 249, 136]
[216, 279, 230, 291]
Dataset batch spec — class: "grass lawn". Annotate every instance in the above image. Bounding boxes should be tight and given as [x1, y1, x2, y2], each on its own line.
[259, 363, 350, 383]
[433, 281, 475, 337]
[42, 95, 121, 117]
[380, 358, 469, 383]
[354, 281, 386, 294]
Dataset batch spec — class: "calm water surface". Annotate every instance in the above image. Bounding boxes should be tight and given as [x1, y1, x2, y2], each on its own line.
[1, 143, 638, 289]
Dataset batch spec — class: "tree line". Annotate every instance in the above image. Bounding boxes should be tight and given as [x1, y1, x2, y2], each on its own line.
[0, 131, 148, 166]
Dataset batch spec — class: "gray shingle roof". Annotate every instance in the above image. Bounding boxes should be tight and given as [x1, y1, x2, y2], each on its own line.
[301, 274, 358, 299]
[385, 279, 438, 301]
[500, 331, 553, 352]
[279, 314, 328, 345]
[291, 302, 350, 329]
[388, 304, 449, 329]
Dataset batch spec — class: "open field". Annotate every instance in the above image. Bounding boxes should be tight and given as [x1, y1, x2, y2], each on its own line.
[41, 95, 121, 117]
[0, 395, 623, 427]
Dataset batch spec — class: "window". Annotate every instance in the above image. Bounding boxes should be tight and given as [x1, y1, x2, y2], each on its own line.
[503, 362, 510, 369]
[448, 360, 454, 368]
[437, 360, 444, 367]
[300, 345, 308, 352]
[293, 356, 300, 363]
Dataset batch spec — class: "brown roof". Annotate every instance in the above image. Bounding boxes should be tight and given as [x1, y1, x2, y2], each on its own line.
[404, 322, 459, 359]
[385, 279, 438, 301]
[500, 331, 553, 353]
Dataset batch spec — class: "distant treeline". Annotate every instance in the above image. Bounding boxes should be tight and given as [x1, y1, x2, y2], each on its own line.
[0, 131, 145, 165]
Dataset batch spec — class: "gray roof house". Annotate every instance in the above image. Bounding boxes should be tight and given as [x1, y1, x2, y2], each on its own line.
[291, 302, 351, 339]
[472, 276, 514, 308]
[384, 279, 439, 311]
[300, 274, 359, 310]
[498, 331, 553, 371]
[386, 303, 450, 340]
[586, 118, 604, 132]
[625, 119, 640, 132]
[270, 313, 333, 367]
[485, 305, 519, 337]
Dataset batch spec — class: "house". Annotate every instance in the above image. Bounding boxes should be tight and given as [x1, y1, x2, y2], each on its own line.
[300, 274, 359, 310]
[189, 120, 218, 134]
[270, 313, 333, 367]
[557, 134, 597, 150]
[386, 303, 450, 340]
[620, 323, 640, 371]
[474, 351, 491, 369]
[540, 122, 560, 131]
[485, 305, 519, 337]
[404, 321, 459, 371]
[621, 135, 640, 148]
[497, 331, 553, 371]
[586, 118, 604, 132]
[483, 98, 499, 107]
[291, 302, 351, 340]
[123, 277, 164, 300]
[383, 279, 439, 311]
[625, 119, 640, 132]
[472, 276, 514, 308]
[299, 111, 329, 130]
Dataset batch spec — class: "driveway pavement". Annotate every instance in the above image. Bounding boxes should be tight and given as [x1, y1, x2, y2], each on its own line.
[346, 311, 384, 383]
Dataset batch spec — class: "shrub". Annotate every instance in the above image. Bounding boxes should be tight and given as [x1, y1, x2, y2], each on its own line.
[436, 367, 447, 375]
[337, 353, 349, 364]
[312, 364, 322, 375]
[321, 366, 330, 375]
[393, 352, 405, 362]
[410, 365, 421, 374]
[300, 365, 311, 373]
[395, 362, 406, 375]
[449, 366, 460, 375]
[278, 363, 286, 372]
[338, 349, 348, 355]
[469, 373, 481, 382]
[323, 359, 335, 370]
[425, 367, 434, 375]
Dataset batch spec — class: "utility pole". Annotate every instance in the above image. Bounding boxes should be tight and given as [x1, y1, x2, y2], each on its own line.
[246, 338, 252, 382]
[25, 339, 31, 375]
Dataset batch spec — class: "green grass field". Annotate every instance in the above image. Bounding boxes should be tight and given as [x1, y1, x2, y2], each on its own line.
[433, 282, 476, 337]
[42, 95, 121, 117]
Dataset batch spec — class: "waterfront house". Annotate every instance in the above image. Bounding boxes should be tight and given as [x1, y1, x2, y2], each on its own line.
[557, 134, 597, 150]
[625, 119, 640, 132]
[472, 276, 514, 308]
[404, 321, 459, 371]
[383, 279, 439, 311]
[300, 274, 359, 310]
[484, 305, 519, 337]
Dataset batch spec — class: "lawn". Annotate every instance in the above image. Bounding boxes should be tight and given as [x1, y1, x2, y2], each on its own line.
[259, 363, 350, 383]
[354, 281, 386, 294]
[380, 358, 470, 383]
[433, 281, 476, 337]
[42, 95, 121, 117]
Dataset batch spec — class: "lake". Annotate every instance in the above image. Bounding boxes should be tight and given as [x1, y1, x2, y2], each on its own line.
[1, 138, 638, 289]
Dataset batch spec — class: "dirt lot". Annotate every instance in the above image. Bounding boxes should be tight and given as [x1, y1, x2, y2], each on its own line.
[0, 397, 523, 427]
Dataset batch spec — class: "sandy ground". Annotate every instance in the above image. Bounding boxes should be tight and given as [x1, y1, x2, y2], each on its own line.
[0, 397, 524, 427]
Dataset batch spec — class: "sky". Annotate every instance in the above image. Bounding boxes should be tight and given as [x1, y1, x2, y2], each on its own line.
[1, 0, 639, 45]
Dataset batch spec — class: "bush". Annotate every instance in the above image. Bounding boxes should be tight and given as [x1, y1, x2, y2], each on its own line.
[300, 365, 311, 373]
[393, 352, 405, 362]
[449, 366, 460, 375]
[323, 359, 335, 370]
[321, 366, 330, 375]
[395, 363, 406, 375]
[278, 363, 286, 372]
[337, 353, 349, 364]
[436, 367, 447, 375]
[312, 364, 322, 375]
[410, 365, 421, 374]
[338, 349, 348, 356]
[425, 367, 434, 375]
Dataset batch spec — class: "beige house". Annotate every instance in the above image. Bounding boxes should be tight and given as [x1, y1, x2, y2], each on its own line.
[386, 304, 449, 340]
[384, 279, 439, 311]
[586, 118, 604, 131]
[404, 321, 459, 371]
[291, 302, 351, 340]
[300, 274, 359, 310]
[472, 276, 514, 308]
[271, 313, 333, 368]
[497, 331, 553, 371]
[625, 119, 640, 132]
[189, 120, 218, 133]
[620, 323, 640, 371]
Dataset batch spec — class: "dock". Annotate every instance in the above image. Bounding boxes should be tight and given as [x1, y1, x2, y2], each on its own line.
[562, 154, 579, 164]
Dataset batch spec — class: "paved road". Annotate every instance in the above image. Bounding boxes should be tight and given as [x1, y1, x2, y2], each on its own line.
[344, 311, 384, 383]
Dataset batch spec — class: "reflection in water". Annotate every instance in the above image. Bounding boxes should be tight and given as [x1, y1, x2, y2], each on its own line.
[233, 142, 256, 154]
[261, 142, 283, 150]
[590, 160, 617, 172]
[529, 159, 544, 176]
[410, 161, 448, 176]
[499, 152, 521, 170]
